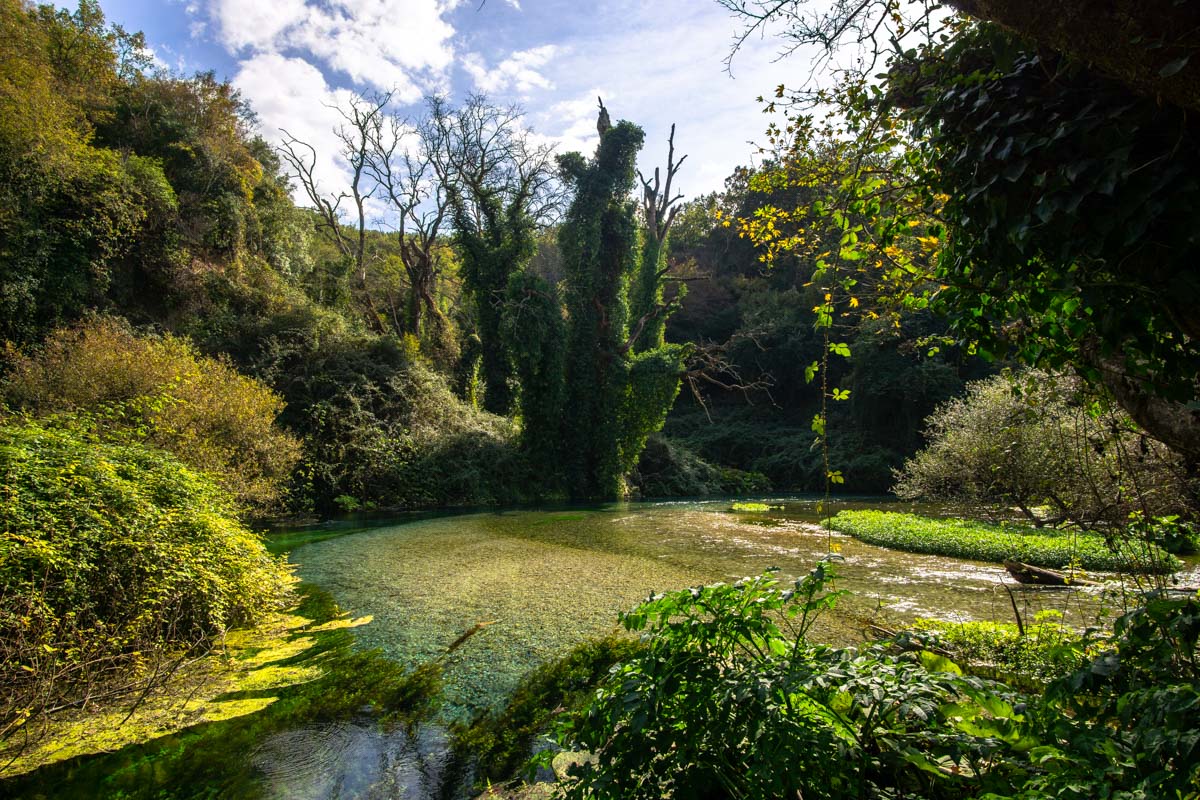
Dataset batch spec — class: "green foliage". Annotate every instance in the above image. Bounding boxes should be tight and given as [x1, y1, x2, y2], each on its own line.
[551, 567, 1025, 800]
[987, 595, 1200, 800]
[555, 121, 689, 500]
[455, 635, 643, 785]
[0, 584, 445, 799]
[894, 370, 1195, 534]
[503, 271, 566, 489]
[2, 316, 301, 511]
[828, 511, 1180, 574]
[729, 501, 777, 512]
[0, 418, 291, 736]
[893, 24, 1200, 400]
[909, 614, 1087, 688]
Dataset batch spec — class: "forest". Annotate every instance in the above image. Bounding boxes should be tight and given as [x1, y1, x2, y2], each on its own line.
[0, 0, 1197, 798]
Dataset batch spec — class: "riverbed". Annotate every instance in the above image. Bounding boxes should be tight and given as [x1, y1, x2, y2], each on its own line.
[3, 496, 1139, 800]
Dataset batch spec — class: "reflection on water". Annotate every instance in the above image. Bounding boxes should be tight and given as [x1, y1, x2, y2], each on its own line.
[8, 496, 1151, 800]
[289, 497, 1110, 722]
[252, 720, 456, 800]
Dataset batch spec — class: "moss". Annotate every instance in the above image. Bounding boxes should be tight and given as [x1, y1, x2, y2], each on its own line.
[455, 634, 644, 785]
[0, 585, 443, 798]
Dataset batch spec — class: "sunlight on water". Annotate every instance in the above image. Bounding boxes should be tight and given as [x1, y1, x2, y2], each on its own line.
[290, 497, 1108, 721]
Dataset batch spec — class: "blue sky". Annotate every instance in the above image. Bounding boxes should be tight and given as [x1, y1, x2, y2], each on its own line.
[95, 0, 807, 210]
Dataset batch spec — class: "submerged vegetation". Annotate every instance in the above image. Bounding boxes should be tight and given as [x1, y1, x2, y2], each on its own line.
[828, 510, 1180, 574]
[1, 0, 1198, 796]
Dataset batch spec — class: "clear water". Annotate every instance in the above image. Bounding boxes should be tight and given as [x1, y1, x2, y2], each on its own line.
[288, 496, 1109, 722]
[7, 496, 1139, 800]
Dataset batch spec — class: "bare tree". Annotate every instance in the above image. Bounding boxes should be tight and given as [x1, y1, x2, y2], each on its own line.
[628, 124, 689, 353]
[277, 92, 391, 327]
[364, 111, 451, 339]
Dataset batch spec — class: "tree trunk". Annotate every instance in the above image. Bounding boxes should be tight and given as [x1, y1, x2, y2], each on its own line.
[947, 0, 1200, 113]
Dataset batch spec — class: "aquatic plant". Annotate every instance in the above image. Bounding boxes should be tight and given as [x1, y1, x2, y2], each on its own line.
[729, 501, 778, 512]
[0, 584, 447, 798]
[827, 510, 1179, 574]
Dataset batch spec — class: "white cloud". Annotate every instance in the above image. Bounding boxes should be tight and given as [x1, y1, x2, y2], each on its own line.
[526, 89, 608, 156]
[233, 53, 360, 211]
[208, 0, 459, 99]
[462, 45, 559, 96]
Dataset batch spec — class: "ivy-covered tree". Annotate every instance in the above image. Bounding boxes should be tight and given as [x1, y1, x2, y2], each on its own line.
[554, 116, 690, 500]
[428, 95, 558, 415]
[501, 270, 566, 488]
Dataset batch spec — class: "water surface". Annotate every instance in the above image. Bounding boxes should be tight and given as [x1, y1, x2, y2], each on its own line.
[289, 496, 1107, 720]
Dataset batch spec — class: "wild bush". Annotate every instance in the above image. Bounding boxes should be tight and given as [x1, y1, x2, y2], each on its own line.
[909, 613, 1087, 687]
[550, 568, 1200, 800]
[0, 418, 291, 738]
[827, 510, 1179, 574]
[894, 370, 1196, 535]
[2, 317, 301, 512]
[549, 567, 1026, 799]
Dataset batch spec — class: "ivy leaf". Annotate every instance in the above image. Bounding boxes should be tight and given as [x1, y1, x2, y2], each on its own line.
[1159, 55, 1190, 77]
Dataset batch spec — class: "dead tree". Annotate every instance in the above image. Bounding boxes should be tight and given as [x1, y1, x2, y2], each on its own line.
[365, 111, 451, 340]
[278, 92, 391, 328]
[629, 124, 688, 353]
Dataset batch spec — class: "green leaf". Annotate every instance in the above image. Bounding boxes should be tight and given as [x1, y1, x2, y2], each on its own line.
[1160, 55, 1190, 77]
[829, 342, 851, 358]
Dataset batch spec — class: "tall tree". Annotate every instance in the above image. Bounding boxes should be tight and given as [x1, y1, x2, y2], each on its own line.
[427, 95, 558, 415]
[278, 92, 390, 329]
[630, 124, 687, 353]
[555, 113, 690, 500]
[365, 109, 451, 343]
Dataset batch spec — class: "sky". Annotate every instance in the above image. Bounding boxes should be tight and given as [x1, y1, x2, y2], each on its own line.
[94, 0, 811, 216]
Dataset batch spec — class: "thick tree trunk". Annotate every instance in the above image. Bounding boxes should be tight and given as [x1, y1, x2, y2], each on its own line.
[947, 0, 1200, 113]
[1083, 342, 1200, 468]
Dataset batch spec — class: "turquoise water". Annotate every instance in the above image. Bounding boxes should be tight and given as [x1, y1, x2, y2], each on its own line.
[288, 496, 1106, 721]
[5, 496, 1122, 799]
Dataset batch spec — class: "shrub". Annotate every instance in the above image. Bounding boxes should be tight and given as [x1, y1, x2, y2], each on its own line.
[908, 613, 1087, 687]
[2, 317, 301, 511]
[827, 510, 1180, 574]
[0, 419, 291, 736]
[994, 595, 1200, 800]
[550, 568, 1026, 799]
[894, 370, 1195, 533]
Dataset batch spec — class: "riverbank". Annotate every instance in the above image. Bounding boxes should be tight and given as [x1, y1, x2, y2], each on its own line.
[0, 585, 448, 798]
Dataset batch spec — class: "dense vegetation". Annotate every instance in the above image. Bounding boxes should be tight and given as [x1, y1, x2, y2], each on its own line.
[827, 510, 1180, 574]
[0, 419, 290, 737]
[894, 370, 1197, 542]
[547, 569, 1200, 800]
[2, 0, 1199, 796]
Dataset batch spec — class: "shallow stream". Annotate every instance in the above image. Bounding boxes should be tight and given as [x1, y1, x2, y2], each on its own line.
[5, 496, 1149, 800]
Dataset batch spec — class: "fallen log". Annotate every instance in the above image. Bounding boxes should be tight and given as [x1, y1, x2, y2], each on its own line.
[1003, 560, 1098, 586]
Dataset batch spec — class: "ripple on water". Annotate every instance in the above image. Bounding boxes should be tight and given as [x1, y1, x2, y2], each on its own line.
[288, 499, 1110, 720]
[252, 720, 460, 800]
